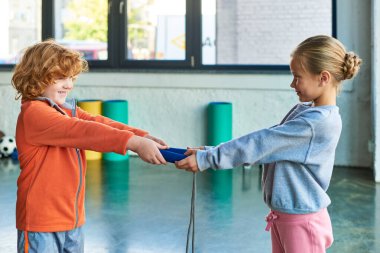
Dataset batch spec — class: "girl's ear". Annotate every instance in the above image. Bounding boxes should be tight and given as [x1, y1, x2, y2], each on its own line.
[319, 71, 331, 87]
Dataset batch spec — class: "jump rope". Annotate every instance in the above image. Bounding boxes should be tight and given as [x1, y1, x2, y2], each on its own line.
[71, 99, 197, 253]
[186, 172, 196, 253]
[71, 101, 197, 252]
[159, 148, 196, 253]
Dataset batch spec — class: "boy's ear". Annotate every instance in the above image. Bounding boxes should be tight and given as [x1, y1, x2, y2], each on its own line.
[319, 71, 330, 87]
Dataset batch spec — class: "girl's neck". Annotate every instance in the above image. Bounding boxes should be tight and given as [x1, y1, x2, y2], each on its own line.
[313, 88, 337, 107]
[313, 98, 336, 107]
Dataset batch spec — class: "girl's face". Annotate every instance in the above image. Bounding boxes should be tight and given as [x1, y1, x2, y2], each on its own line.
[42, 77, 74, 105]
[289, 58, 323, 104]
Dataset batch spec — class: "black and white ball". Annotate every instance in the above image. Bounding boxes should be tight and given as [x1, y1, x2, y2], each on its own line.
[0, 136, 17, 158]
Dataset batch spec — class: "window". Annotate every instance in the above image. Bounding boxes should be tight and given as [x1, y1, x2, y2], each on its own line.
[0, 0, 42, 66]
[54, 0, 108, 61]
[1, 0, 336, 71]
[126, 0, 186, 61]
[202, 0, 334, 66]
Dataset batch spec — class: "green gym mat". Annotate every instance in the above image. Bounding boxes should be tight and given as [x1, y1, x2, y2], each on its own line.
[207, 102, 233, 146]
[102, 100, 129, 161]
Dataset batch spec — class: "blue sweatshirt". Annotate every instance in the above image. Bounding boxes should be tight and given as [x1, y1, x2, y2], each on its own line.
[196, 103, 342, 214]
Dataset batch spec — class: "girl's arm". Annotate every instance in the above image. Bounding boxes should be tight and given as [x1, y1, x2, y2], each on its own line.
[196, 117, 314, 171]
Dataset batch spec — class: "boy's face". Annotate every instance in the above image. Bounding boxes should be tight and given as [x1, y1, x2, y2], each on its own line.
[42, 77, 74, 105]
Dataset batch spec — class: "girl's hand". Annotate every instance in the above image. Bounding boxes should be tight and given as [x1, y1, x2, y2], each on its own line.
[128, 136, 166, 165]
[175, 150, 199, 173]
[184, 146, 204, 156]
[144, 134, 168, 148]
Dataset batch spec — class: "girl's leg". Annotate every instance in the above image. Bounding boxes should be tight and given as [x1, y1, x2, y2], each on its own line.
[267, 208, 333, 253]
[270, 225, 285, 253]
[307, 209, 334, 252]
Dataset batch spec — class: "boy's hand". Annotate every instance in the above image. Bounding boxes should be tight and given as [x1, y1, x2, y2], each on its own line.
[144, 134, 168, 148]
[175, 150, 199, 173]
[128, 136, 167, 165]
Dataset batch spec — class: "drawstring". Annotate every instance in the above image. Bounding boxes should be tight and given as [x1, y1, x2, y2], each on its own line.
[24, 230, 29, 253]
[265, 211, 278, 231]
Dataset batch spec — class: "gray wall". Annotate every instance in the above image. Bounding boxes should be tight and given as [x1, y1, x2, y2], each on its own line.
[217, 0, 332, 64]
[0, 0, 372, 168]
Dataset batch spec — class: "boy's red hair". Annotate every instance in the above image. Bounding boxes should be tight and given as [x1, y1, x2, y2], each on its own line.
[12, 39, 88, 100]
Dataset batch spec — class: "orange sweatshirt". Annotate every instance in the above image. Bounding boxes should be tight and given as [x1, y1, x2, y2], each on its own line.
[16, 98, 147, 232]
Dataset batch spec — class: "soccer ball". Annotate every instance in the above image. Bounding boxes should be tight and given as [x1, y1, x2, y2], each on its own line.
[0, 136, 17, 158]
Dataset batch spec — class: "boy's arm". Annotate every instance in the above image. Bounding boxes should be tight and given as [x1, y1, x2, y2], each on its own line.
[76, 107, 148, 137]
[24, 104, 134, 154]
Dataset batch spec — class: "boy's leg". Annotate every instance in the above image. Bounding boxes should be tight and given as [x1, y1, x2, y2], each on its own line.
[17, 230, 64, 253]
[269, 208, 333, 253]
[17, 227, 84, 253]
[63, 227, 84, 253]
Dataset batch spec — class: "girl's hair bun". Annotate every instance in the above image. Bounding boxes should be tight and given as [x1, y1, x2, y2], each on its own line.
[343, 52, 362, 80]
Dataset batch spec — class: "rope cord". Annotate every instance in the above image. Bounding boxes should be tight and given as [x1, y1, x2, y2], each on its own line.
[186, 172, 196, 253]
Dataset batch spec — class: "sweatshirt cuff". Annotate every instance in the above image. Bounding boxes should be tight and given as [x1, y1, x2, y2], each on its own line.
[196, 150, 211, 172]
[120, 132, 135, 155]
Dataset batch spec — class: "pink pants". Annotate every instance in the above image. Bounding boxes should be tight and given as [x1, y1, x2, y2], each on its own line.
[265, 208, 333, 253]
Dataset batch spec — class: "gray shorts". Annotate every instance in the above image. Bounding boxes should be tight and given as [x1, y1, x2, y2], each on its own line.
[17, 227, 84, 253]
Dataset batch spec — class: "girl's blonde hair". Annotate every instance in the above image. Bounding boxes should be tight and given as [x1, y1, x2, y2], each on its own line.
[291, 35, 362, 88]
[12, 39, 88, 100]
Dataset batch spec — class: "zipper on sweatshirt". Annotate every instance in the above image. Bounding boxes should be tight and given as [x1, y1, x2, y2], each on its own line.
[74, 148, 83, 228]
[70, 99, 82, 229]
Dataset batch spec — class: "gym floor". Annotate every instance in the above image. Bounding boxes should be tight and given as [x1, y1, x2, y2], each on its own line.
[0, 157, 379, 253]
